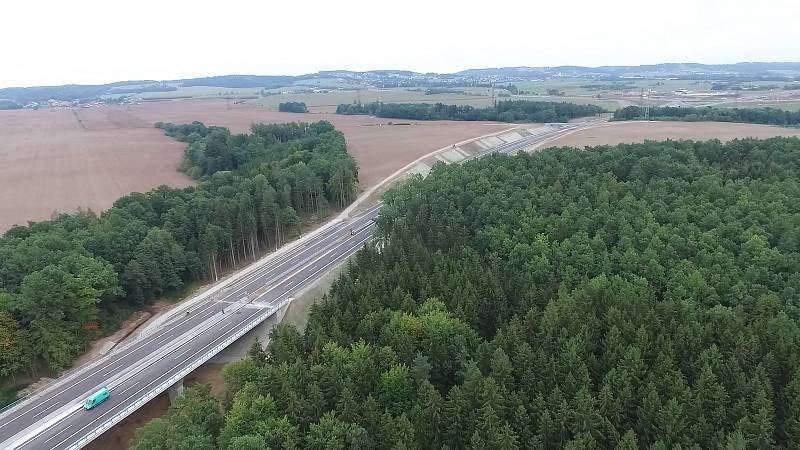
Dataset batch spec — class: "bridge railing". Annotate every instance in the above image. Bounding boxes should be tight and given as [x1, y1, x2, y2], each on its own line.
[1, 202, 341, 418]
[0, 295, 235, 420]
[66, 298, 290, 450]
[0, 335, 130, 419]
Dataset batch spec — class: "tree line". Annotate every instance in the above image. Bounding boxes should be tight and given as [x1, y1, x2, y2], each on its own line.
[278, 102, 309, 113]
[0, 100, 22, 110]
[336, 100, 605, 122]
[133, 136, 800, 449]
[614, 105, 800, 126]
[0, 121, 358, 385]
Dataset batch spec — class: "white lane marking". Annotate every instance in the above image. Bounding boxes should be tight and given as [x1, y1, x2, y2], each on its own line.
[257, 226, 374, 304]
[99, 365, 119, 378]
[48, 309, 264, 450]
[29, 406, 54, 420]
[7, 404, 82, 449]
[173, 347, 192, 359]
[214, 224, 350, 303]
[0, 304, 220, 432]
[253, 230, 365, 301]
[2, 210, 379, 436]
[114, 381, 140, 397]
[220, 227, 356, 301]
[283, 230, 373, 294]
[151, 334, 174, 349]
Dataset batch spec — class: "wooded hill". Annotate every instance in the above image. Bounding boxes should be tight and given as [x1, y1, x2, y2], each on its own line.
[134, 136, 800, 449]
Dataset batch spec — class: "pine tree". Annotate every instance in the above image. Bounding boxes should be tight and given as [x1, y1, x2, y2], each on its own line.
[615, 430, 638, 450]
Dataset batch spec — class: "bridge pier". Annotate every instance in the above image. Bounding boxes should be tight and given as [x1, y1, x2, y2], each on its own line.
[167, 378, 185, 404]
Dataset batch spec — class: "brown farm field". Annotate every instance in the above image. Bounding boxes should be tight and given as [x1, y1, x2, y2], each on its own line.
[0, 108, 194, 233]
[543, 121, 800, 148]
[6, 100, 797, 237]
[117, 100, 512, 188]
[0, 100, 510, 234]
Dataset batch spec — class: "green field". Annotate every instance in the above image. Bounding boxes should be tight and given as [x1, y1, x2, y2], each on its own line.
[250, 88, 625, 113]
[771, 102, 800, 112]
[291, 77, 362, 89]
[136, 86, 263, 99]
[515, 94, 626, 110]
[105, 83, 643, 113]
[515, 78, 715, 96]
[625, 78, 714, 93]
[100, 86, 264, 100]
[251, 88, 497, 113]
[721, 101, 800, 112]
[97, 82, 630, 112]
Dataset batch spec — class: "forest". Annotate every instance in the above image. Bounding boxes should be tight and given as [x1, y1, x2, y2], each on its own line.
[278, 102, 309, 113]
[107, 83, 178, 95]
[134, 136, 800, 449]
[0, 99, 22, 110]
[614, 105, 800, 126]
[0, 121, 358, 392]
[336, 100, 605, 123]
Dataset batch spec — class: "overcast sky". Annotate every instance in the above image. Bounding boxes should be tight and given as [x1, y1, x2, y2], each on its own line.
[2, 0, 799, 88]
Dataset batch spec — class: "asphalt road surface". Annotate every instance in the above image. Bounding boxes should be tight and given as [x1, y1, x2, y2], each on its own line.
[1, 206, 379, 450]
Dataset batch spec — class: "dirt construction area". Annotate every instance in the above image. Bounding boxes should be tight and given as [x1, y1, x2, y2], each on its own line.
[543, 120, 800, 148]
[0, 101, 510, 234]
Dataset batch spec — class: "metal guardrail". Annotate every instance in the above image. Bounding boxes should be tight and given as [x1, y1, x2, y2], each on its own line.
[0, 397, 25, 418]
[2, 210, 346, 417]
[136, 286, 236, 339]
[2, 302, 255, 449]
[65, 298, 290, 450]
[4, 207, 369, 434]
[1, 299, 227, 420]
[138, 206, 354, 339]
[0, 334, 133, 419]
[0, 293, 231, 420]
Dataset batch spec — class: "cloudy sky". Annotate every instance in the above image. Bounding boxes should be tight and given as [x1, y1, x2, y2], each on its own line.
[2, 0, 799, 88]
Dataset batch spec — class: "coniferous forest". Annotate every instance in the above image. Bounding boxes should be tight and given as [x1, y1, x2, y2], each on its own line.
[614, 105, 800, 126]
[336, 100, 605, 123]
[132, 136, 800, 449]
[0, 121, 357, 387]
[278, 102, 309, 113]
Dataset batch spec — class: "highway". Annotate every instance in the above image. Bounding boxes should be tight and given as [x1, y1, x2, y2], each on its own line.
[0, 206, 379, 450]
[469, 121, 603, 159]
[0, 120, 600, 450]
